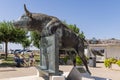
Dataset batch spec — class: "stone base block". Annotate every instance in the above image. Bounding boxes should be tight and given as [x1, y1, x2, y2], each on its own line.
[51, 76, 65, 80]
[82, 77, 95, 80]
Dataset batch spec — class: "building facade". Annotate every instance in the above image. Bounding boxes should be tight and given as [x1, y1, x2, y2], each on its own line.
[85, 39, 120, 61]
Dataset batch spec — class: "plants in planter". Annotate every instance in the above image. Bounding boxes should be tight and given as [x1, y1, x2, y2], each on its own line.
[63, 56, 69, 64]
[104, 59, 111, 68]
[116, 60, 120, 67]
[104, 58, 117, 68]
[110, 58, 117, 64]
[76, 55, 82, 65]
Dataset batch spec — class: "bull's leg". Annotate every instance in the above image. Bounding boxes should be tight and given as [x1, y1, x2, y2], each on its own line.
[77, 49, 91, 75]
[71, 53, 76, 67]
[67, 51, 76, 66]
[73, 57, 76, 67]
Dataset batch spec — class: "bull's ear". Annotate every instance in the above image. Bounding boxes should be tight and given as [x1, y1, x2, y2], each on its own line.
[24, 4, 32, 18]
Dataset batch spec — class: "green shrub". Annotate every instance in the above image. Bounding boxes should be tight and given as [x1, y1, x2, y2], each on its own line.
[76, 56, 82, 65]
[116, 60, 120, 66]
[63, 56, 69, 64]
[104, 58, 118, 68]
[109, 58, 117, 64]
[104, 59, 111, 68]
[63, 55, 86, 65]
[86, 56, 89, 61]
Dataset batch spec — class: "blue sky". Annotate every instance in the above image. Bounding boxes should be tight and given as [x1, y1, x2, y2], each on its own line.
[0, 0, 120, 39]
[1, 0, 120, 50]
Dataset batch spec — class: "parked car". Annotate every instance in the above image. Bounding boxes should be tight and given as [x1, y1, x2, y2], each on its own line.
[13, 49, 32, 54]
[14, 49, 22, 54]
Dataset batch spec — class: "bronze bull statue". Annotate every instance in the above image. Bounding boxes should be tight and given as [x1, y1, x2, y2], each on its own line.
[13, 4, 91, 74]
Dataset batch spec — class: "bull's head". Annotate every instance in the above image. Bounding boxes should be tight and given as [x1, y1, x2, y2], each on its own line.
[13, 4, 44, 32]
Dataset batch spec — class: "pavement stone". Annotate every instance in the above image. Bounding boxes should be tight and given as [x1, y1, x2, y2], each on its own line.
[0, 67, 37, 79]
[0, 63, 120, 80]
[89, 63, 119, 80]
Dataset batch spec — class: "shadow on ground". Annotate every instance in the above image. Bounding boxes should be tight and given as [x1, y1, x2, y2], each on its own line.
[0, 63, 15, 67]
[92, 76, 111, 80]
[0, 69, 16, 72]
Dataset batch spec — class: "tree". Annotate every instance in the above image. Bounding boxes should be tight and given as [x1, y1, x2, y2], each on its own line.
[21, 38, 31, 50]
[0, 21, 28, 59]
[78, 31, 85, 39]
[30, 31, 41, 48]
[68, 24, 79, 34]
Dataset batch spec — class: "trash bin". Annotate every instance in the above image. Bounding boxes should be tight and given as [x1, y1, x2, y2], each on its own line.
[88, 57, 96, 67]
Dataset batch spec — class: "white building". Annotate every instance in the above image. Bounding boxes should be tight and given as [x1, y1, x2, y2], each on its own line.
[86, 39, 120, 61]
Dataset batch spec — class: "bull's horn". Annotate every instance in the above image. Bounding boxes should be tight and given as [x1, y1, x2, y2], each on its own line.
[24, 4, 32, 18]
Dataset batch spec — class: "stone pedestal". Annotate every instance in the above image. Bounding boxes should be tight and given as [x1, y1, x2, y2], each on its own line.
[40, 34, 59, 74]
[36, 66, 63, 80]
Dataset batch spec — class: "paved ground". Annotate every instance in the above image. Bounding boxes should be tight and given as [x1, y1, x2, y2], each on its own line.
[0, 67, 38, 79]
[0, 63, 120, 80]
[89, 63, 120, 80]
